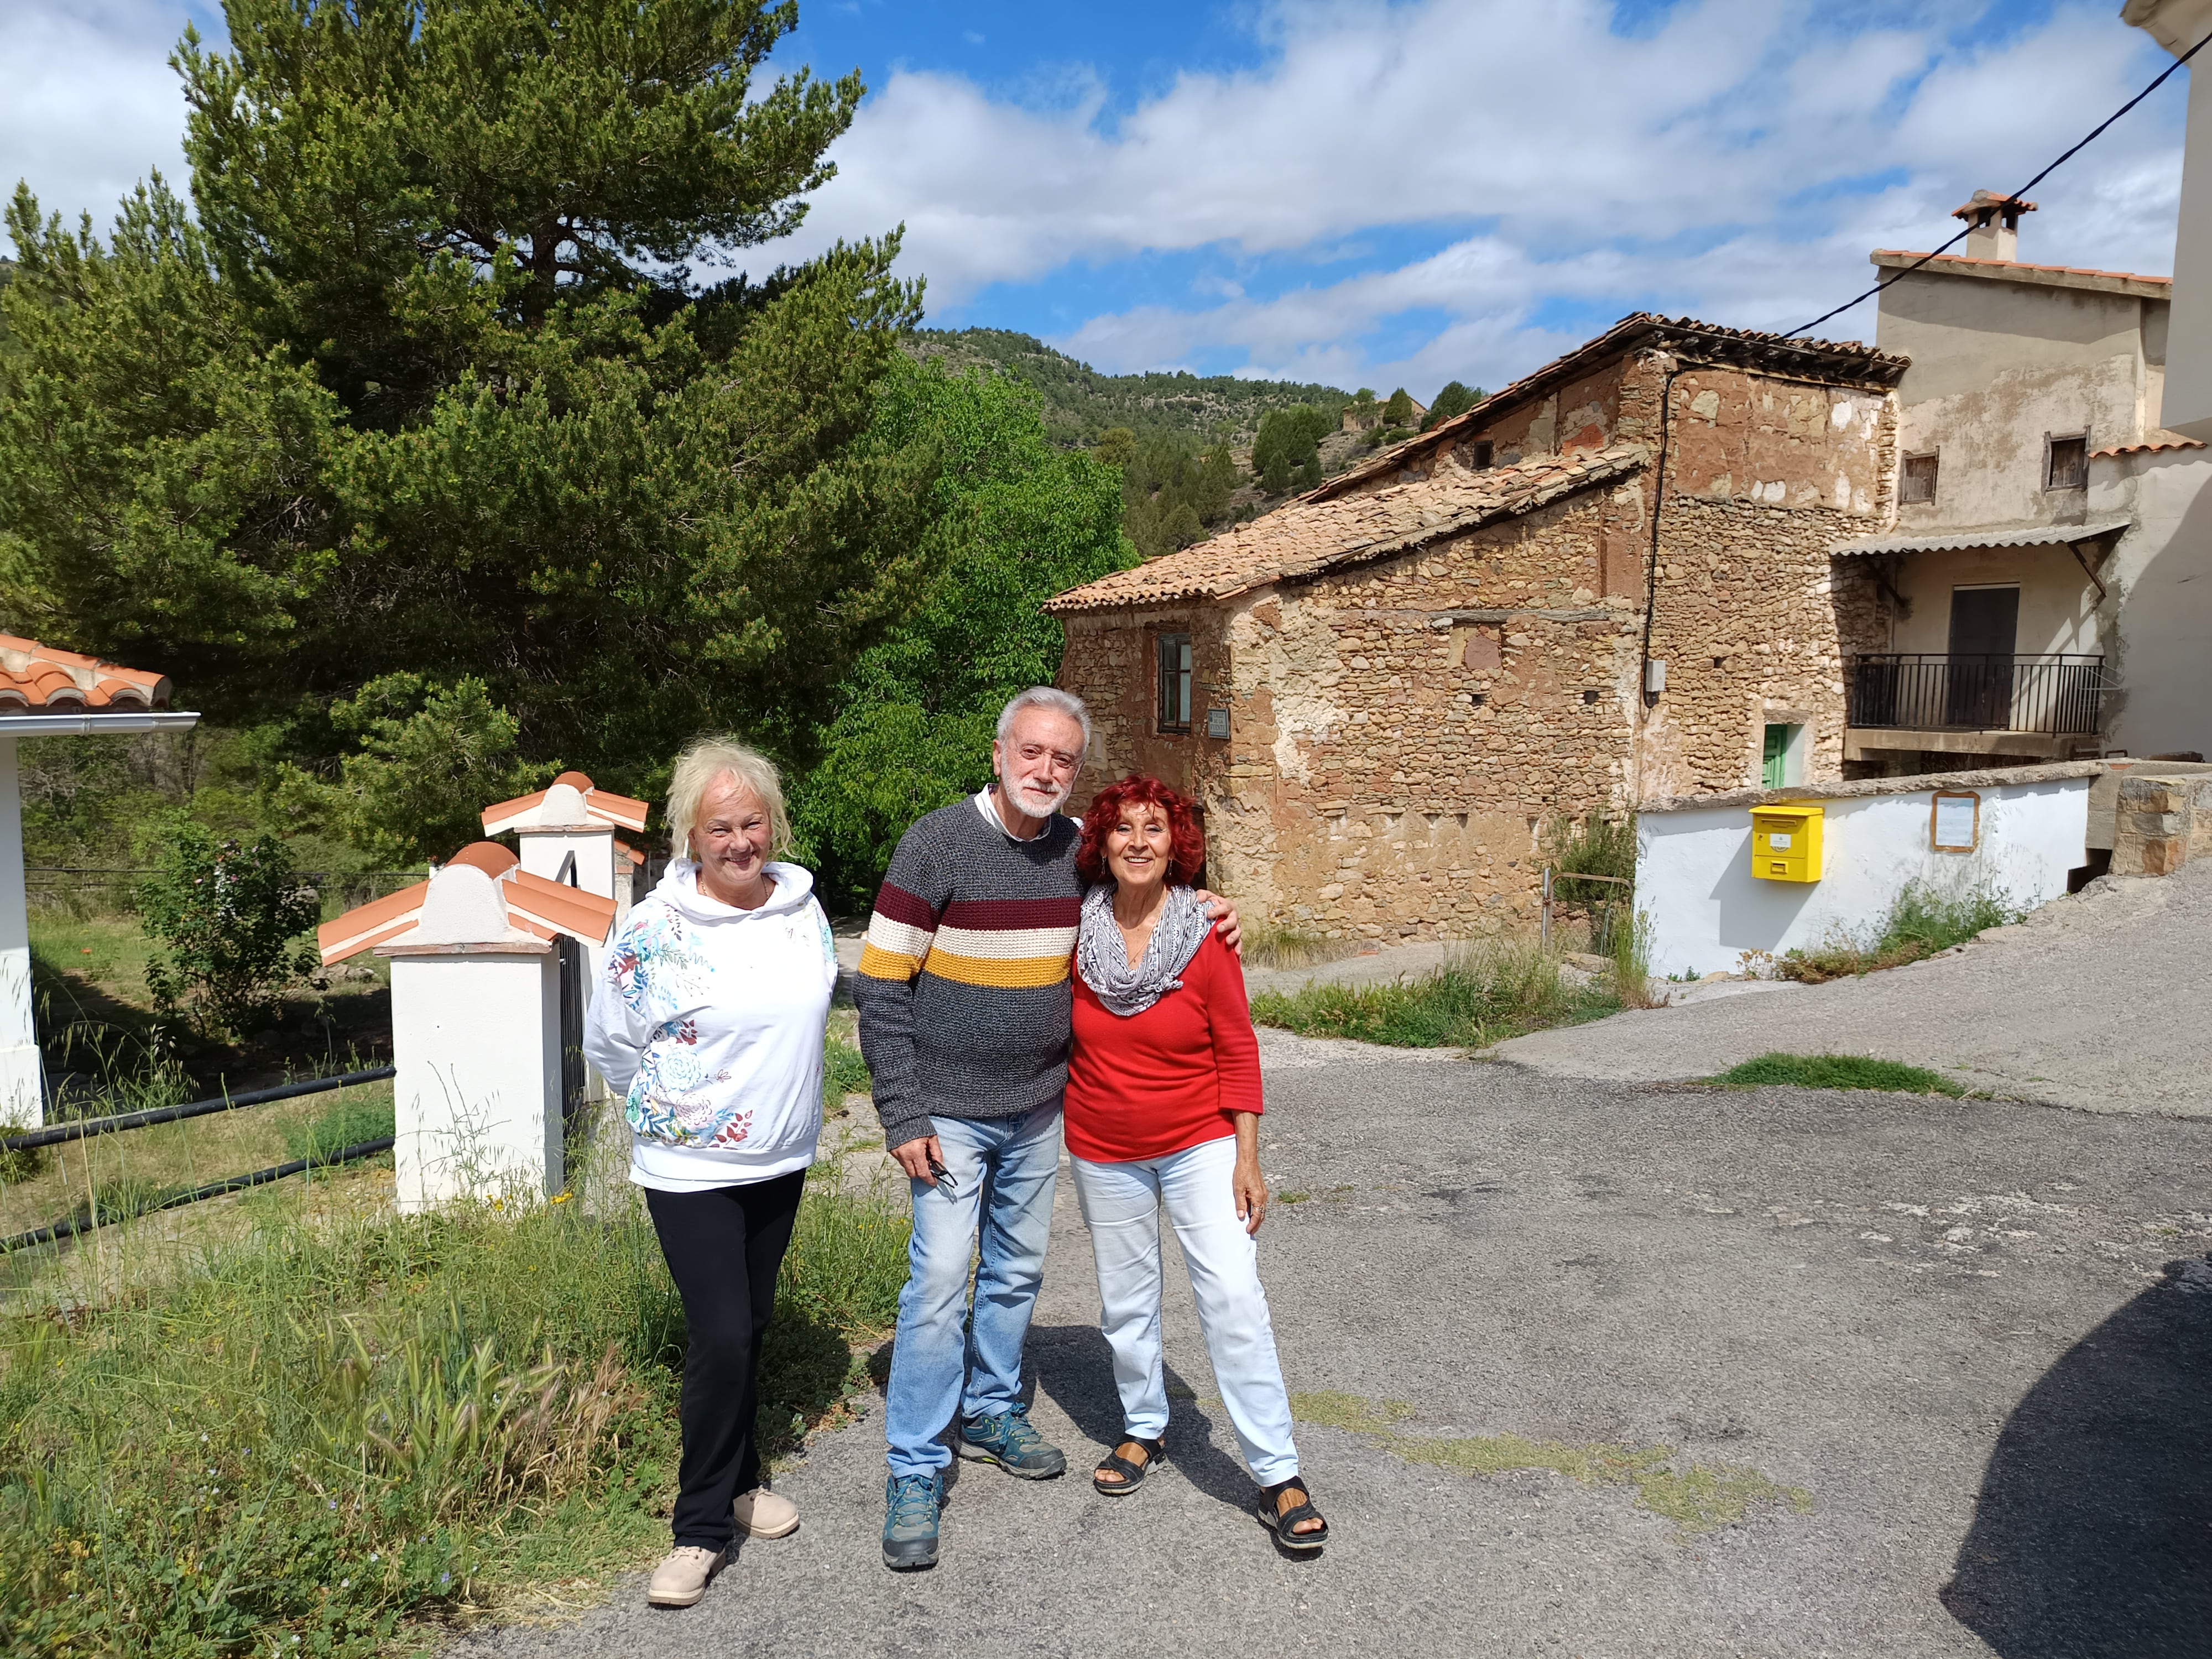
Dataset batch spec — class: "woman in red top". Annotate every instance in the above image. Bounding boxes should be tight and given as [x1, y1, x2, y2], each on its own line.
[1066, 774, 1328, 1550]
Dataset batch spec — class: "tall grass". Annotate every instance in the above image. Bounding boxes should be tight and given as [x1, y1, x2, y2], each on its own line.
[1248, 937, 1619, 1048]
[0, 1129, 910, 1655]
[1238, 925, 1360, 971]
[1777, 878, 2021, 983]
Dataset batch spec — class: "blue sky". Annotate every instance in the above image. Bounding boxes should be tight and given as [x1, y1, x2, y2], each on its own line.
[3, 2, 2190, 399]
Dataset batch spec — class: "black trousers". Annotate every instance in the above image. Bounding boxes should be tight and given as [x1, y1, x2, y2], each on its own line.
[645, 1170, 807, 1551]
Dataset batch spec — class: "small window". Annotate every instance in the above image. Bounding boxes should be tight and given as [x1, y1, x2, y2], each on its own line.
[1468, 440, 1495, 469]
[1156, 633, 1193, 733]
[1901, 451, 1939, 504]
[2046, 434, 2088, 491]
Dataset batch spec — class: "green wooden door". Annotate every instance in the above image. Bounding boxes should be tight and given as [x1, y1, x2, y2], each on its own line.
[1762, 723, 1790, 788]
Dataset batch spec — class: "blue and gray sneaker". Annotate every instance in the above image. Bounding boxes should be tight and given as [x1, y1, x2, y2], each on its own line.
[957, 1406, 1068, 1479]
[882, 1472, 942, 1571]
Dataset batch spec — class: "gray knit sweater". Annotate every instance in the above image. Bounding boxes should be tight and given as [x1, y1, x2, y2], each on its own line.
[852, 792, 1083, 1149]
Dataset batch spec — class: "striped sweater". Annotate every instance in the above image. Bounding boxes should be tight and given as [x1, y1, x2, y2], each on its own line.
[853, 788, 1083, 1149]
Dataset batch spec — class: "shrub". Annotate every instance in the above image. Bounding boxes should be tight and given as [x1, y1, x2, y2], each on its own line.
[1421, 379, 1482, 431]
[1248, 938, 1618, 1048]
[1776, 879, 2020, 982]
[135, 821, 321, 1034]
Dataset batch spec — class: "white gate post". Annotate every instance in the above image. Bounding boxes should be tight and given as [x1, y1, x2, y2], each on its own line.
[0, 737, 40, 1129]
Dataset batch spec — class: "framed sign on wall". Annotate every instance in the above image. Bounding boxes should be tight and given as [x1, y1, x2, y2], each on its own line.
[1931, 789, 1980, 853]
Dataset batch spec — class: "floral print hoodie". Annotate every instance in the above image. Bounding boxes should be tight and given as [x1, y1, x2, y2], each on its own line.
[584, 858, 838, 1192]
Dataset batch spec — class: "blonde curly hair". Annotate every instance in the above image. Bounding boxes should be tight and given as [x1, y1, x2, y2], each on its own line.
[665, 735, 791, 862]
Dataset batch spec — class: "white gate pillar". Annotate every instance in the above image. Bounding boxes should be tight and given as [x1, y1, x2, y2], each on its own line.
[0, 737, 39, 1129]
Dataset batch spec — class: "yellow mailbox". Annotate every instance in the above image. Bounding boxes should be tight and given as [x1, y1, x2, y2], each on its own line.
[1750, 803, 1823, 883]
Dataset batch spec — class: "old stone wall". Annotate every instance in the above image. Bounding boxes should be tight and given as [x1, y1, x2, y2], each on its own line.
[1055, 351, 1901, 942]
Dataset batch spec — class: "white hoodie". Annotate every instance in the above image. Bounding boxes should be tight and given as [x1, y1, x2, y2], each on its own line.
[583, 859, 837, 1192]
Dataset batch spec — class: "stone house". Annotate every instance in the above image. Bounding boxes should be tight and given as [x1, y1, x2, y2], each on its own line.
[1048, 315, 1908, 941]
[1342, 392, 1428, 434]
[1841, 191, 2212, 770]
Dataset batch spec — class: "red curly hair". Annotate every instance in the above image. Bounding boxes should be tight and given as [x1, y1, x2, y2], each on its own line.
[1076, 774, 1207, 888]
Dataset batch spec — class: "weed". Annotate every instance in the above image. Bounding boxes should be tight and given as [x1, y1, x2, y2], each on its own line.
[822, 1032, 872, 1111]
[1714, 1052, 1966, 1097]
[0, 1137, 908, 1655]
[1543, 809, 1637, 902]
[1238, 926, 1359, 971]
[1777, 879, 2020, 983]
[1286, 1391, 1810, 1538]
[1607, 906, 1657, 1009]
[1249, 937, 1618, 1048]
[280, 1093, 399, 1163]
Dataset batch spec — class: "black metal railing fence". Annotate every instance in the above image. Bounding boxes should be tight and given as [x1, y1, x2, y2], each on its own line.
[1846, 654, 2105, 735]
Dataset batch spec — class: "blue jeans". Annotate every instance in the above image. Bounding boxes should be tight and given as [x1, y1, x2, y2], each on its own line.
[884, 1106, 1062, 1477]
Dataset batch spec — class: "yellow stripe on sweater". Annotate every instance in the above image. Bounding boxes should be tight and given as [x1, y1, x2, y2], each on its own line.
[921, 945, 1072, 989]
[858, 941, 925, 981]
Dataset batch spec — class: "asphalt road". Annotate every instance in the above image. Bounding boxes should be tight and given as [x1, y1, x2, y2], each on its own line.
[1493, 862, 2212, 1117]
[452, 1032, 2212, 1658]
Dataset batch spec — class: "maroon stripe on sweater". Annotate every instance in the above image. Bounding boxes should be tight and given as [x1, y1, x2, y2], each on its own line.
[941, 896, 1083, 930]
[871, 881, 942, 931]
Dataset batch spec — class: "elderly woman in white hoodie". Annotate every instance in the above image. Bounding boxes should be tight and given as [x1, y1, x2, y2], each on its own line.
[583, 735, 839, 1610]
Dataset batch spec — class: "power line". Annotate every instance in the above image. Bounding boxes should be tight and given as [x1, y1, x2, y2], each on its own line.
[1783, 27, 2212, 340]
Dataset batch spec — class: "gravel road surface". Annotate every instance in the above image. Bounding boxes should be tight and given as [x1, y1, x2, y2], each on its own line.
[1491, 860, 2212, 1117]
[451, 1033, 2212, 1658]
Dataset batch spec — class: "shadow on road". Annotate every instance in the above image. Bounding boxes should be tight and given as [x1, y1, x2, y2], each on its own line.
[1940, 1256, 2212, 1657]
[1028, 1322, 1259, 1513]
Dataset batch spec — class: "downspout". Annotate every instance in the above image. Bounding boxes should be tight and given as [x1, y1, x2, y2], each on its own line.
[1635, 358, 1684, 801]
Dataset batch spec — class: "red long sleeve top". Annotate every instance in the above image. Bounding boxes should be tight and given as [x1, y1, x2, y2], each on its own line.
[1063, 928, 1263, 1163]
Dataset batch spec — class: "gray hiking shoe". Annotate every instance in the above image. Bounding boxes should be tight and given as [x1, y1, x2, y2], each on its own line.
[957, 1406, 1068, 1479]
[882, 1472, 942, 1571]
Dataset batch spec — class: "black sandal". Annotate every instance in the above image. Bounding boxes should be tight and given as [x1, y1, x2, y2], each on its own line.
[1257, 1478, 1329, 1550]
[1092, 1436, 1166, 1496]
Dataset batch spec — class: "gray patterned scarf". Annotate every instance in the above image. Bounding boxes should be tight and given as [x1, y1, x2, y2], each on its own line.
[1074, 884, 1215, 1018]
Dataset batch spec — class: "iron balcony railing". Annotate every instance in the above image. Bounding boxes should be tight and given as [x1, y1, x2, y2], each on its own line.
[1846, 653, 2106, 735]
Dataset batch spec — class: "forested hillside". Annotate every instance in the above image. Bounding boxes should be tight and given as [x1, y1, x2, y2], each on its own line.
[911, 327, 1350, 448]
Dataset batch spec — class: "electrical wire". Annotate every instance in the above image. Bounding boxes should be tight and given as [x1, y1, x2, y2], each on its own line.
[1783, 26, 2212, 340]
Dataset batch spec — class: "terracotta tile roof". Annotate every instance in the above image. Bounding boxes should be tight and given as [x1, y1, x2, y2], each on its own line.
[1046, 443, 1648, 614]
[613, 837, 646, 867]
[0, 633, 171, 712]
[2090, 431, 2205, 457]
[481, 770, 650, 835]
[1312, 312, 1904, 503]
[317, 841, 617, 964]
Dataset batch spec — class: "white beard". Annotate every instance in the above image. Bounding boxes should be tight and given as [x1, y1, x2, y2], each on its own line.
[1008, 779, 1071, 817]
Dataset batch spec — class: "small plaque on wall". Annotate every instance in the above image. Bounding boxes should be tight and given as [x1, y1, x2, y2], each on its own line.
[1931, 790, 1980, 853]
[1206, 707, 1231, 739]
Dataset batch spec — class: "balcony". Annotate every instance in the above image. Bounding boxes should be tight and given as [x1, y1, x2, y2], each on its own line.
[1845, 653, 2106, 760]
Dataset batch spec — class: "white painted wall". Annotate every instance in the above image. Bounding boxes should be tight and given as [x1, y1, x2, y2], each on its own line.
[2127, 0, 2212, 439]
[2101, 448, 2212, 758]
[0, 739, 39, 1129]
[1636, 775, 2091, 979]
[385, 949, 563, 1212]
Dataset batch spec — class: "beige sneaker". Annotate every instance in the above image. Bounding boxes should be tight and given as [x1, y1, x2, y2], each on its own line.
[646, 1545, 725, 1608]
[734, 1486, 799, 1539]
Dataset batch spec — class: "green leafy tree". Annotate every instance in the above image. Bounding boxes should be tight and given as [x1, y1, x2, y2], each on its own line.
[1383, 387, 1413, 425]
[137, 820, 321, 1032]
[1421, 379, 1483, 431]
[276, 674, 556, 863]
[794, 358, 1133, 908]
[1, 0, 925, 825]
[1251, 404, 1335, 494]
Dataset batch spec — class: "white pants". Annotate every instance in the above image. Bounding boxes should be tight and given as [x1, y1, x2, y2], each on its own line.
[1070, 1135, 1300, 1485]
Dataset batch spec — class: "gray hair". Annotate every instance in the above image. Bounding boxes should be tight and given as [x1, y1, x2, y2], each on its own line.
[997, 687, 1092, 756]
[665, 734, 791, 861]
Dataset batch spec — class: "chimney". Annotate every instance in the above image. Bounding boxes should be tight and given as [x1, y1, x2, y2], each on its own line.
[1951, 190, 2036, 262]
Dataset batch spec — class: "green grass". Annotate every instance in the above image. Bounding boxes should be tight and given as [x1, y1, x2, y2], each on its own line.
[1777, 879, 2019, 983]
[1714, 1052, 1966, 1096]
[822, 1032, 872, 1110]
[1248, 938, 1620, 1048]
[0, 1136, 910, 1656]
[279, 1093, 400, 1164]
[1238, 925, 1359, 971]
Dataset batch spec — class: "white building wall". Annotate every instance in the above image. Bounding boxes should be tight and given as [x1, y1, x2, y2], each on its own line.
[2127, 0, 2212, 439]
[1636, 774, 2091, 980]
[2102, 448, 2212, 757]
[0, 738, 39, 1128]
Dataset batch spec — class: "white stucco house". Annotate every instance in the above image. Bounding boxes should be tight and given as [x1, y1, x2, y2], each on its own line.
[1837, 190, 2212, 771]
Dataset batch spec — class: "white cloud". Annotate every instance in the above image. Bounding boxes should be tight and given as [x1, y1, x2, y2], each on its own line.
[769, 0, 2186, 390]
[1, 3, 209, 248]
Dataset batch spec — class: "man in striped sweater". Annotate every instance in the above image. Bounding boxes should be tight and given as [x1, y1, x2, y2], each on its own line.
[855, 687, 1237, 1570]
